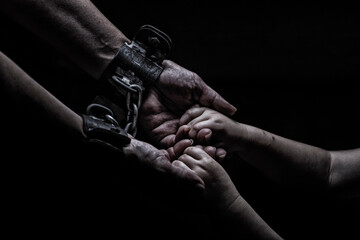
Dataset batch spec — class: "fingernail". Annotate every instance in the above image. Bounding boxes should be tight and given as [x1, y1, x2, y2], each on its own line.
[205, 133, 212, 142]
[219, 153, 226, 159]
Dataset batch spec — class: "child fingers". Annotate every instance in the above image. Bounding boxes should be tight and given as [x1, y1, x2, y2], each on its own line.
[177, 153, 198, 169]
[175, 125, 190, 143]
[215, 148, 227, 162]
[196, 128, 212, 145]
[170, 139, 194, 159]
[183, 146, 209, 160]
[188, 120, 213, 139]
[203, 146, 217, 159]
[179, 106, 206, 125]
[172, 159, 193, 172]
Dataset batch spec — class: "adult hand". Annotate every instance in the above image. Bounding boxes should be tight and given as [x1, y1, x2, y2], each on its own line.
[122, 136, 205, 191]
[139, 60, 236, 158]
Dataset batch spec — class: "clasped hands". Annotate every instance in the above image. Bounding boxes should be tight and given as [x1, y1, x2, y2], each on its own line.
[123, 60, 237, 191]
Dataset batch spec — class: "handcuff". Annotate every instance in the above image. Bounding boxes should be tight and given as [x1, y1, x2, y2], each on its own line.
[81, 25, 172, 153]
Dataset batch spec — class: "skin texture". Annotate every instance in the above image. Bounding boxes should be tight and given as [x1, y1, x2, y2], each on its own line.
[2, 1, 357, 238]
[140, 61, 236, 160]
[123, 137, 205, 189]
[0, 0, 129, 80]
[174, 107, 359, 238]
[174, 147, 284, 240]
[0, 50, 206, 191]
[0, 0, 237, 162]
[176, 106, 360, 192]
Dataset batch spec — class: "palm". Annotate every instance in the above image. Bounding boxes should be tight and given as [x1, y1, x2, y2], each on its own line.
[139, 60, 237, 149]
[139, 87, 179, 148]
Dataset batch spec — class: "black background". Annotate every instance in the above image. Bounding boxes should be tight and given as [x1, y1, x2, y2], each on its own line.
[1, 1, 359, 239]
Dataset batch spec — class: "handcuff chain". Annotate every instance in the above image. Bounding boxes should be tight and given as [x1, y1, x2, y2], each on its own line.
[125, 84, 142, 136]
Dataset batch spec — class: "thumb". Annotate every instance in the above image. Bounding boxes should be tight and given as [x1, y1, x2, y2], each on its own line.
[199, 81, 237, 116]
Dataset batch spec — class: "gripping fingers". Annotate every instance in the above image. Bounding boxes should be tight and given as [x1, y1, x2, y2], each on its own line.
[176, 124, 212, 146]
[215, 148, 227, 162]
[172, 159, 192, 172]
[194, 128, 212, 145]
[177, 153, 197, 169]
[175, 125, 190, 143]
[167, 138, 193, 160]
[179, 106, 205, 126]
[203, 146, 217, 159]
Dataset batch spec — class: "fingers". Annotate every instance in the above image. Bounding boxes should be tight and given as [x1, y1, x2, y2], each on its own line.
[203, 145, 217, 159]
[192, 127, 212, 143]
[175, 125, 190, 143]
[171, 159, 205, 190]
[175, 154, 197, 169]
[172, 159, 192, 172]
[194, 145, 226, 161]
[179, 106, 214, 141]
[167, 139, 193, 160]
[176, 147, 213, 173]
[199, 81, 237, 116]
[160, 134, 176, 149]
[170, 160, 205, 190]
[183, 146, 209, 159]
[176, 123, 211, 142]
[177, 153, 199, 171]
[179, 106, 206, 125]
[215, 148, 227, 162]
[175, 126, 223, 162]
[176, 125, 213, 149]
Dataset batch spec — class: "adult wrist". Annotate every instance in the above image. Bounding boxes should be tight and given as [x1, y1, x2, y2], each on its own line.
[85, 25, 172, 137]
[100, 25, 172, 90]
[97, 37, 129, 80]
[80, 113, 131, 156]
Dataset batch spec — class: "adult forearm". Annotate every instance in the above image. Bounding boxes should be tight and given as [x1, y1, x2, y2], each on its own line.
[0, 51, 85, 138]
[235, 124, 331, 189]
[0, 0, 129, 79]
